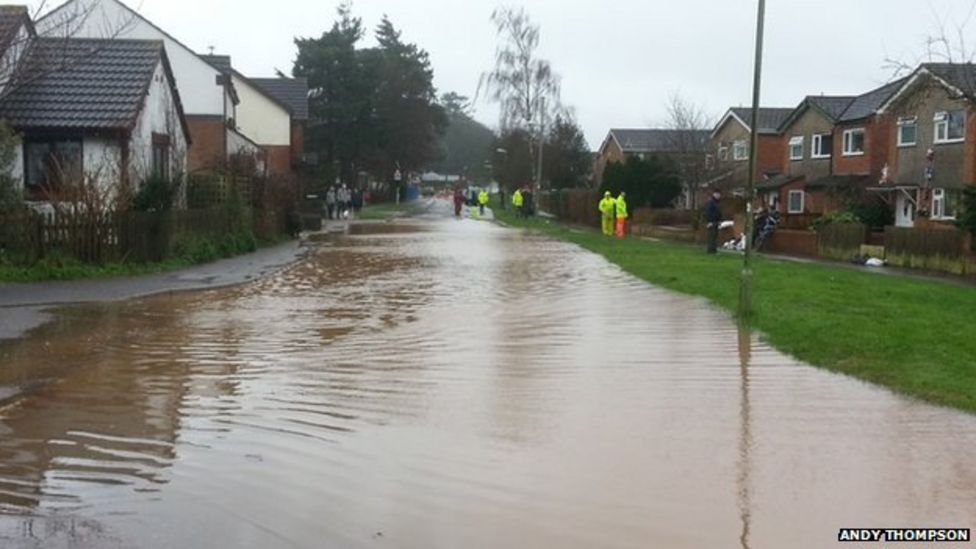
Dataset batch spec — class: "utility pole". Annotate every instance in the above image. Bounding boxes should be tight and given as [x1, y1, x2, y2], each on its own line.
[740, 0, 767, 319]
[536, 97, 546, 193]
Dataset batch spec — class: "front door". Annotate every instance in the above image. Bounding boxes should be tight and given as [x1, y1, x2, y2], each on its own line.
[895, 189, 917, 228]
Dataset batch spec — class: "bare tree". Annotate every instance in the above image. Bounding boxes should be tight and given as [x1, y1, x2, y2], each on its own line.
[883, 0, 976, 82]
[663, 92, 715, 209]
[477, 6, 562, 190]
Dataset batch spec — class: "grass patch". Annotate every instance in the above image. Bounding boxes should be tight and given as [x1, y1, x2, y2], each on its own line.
[494, 202, 976, 413]
[357, 202, 408, 221]
[0, 230, 274, 283]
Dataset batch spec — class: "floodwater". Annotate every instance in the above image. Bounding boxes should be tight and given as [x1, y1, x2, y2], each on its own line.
[1, 201, 975, 548]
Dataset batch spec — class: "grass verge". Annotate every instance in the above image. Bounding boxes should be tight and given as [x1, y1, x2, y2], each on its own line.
[0, 230, 278, 283]
[494, 202, 976, 413]
[357, 202, 409, 221]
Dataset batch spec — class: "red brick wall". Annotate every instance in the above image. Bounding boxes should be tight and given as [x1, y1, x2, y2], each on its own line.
[765, 229, 819, 257]
[965, 110, 976, 184]
[291, 121, 305, 166]
[265, 146, 292, 176]
[758, 134, 785, 175]
[186, 116, 226, 174]
[833, 116, 892, 178]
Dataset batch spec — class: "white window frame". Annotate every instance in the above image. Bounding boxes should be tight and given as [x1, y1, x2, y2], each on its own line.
[842, 128, 866, 156]
[811, 134, 832, 159]
[733, 140, 748, 161]
[897, 116, 917, 147]
[789, 136, 804, 161]
[934, 110, 965, 144]
[788, 190, 805, 214]
[718, 145, 729, 161]
[931, 188, 957, 220]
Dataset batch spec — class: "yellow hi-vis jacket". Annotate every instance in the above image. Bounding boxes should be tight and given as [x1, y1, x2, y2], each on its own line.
[616, 196, 629, 220]
[599, 195, 614, 217]
[512, 190, 524, 208]
[478, 191, 490, 205]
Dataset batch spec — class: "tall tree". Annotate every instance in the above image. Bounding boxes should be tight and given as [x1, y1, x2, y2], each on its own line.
[435, 92, 495, 181]
[492, 129, 535, 191]
[543, 116, 592, 189]
[602, 156, 682, 209]
[664, 93, 713, 209]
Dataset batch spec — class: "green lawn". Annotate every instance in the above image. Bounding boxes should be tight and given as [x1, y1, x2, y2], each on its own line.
[494, 203, 976, 413]
[357, 202, 409, 220]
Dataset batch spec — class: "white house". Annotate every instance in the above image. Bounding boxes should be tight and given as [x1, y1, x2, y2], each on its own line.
[37, 0, 264, 173]
[0, 8, 190, 203]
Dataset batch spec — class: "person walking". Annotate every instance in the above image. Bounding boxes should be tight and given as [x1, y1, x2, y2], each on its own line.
[614, 191, 629, 239]
[338, 185, 351, 219]
[512, 188, 524, 218]
[598, 191, 615, 236]
[325, 186, 337, 220]
[352, 188, 364, 215]
[478, 188, 490, 217]
[705, 189, 723, 254]
[453, 187, 465, 218]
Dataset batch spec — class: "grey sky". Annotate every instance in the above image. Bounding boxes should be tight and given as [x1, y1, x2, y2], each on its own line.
[35, 0, 976, 150]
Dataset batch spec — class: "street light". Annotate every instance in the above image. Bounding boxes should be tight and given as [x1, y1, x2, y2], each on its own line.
[741, 0, 767, 319]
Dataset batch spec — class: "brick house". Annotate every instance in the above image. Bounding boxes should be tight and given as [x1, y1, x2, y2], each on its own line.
[595, 128, 709, 207]
[708, 107, 792, 204]
[871, 64, 976, 229]
[0, 8, 190, 204]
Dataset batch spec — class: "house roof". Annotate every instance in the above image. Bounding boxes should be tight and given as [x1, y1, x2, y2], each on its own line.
[728, 107, 794, 134]
[199, 54, 294, 117]
[805, 174, 870, 190]
[606, 128, 709, 154]
[921, 63, 976, 96]
[0, 38, 189, 140]
[839, 79, 907, 122]
[756, 174, 802, 191]
[0, 6, 32, 52]
[251, 77, 309, 121]
[201, 54, 232, 73]
[807, 96, 856, 120]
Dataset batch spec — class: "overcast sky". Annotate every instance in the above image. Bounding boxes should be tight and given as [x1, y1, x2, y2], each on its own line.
[35, 0, 976, 149]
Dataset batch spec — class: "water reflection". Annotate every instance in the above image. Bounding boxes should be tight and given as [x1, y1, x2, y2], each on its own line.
[1, 207, 976, 548]
[737, 325, 753, 549]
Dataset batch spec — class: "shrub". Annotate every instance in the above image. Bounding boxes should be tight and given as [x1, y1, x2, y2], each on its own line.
[133, 175, 181, 212]
[956, 186, 976, 237]
[813, 211, 861, 231]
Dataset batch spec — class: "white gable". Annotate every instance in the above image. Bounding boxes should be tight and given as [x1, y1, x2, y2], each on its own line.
[233, 74, 291, 147]
[38, 0, 227, 116]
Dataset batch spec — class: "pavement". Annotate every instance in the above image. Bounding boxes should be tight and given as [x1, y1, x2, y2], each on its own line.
[0, 240, 307, 341]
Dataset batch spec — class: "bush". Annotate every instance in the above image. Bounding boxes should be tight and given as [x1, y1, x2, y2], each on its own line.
[813, 211, 861, 231]
[851, 198, 894, 230]
[956, 186, 976, 236]
[133, 175, 181, 212]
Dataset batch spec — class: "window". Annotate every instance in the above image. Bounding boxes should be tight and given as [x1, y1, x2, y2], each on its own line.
[767, 191, 779, 209]
[897, 116, 917, 147]
[934, 110, 965, 143]
[812, 134, 833, 159]
[24, 138, 83, 194]
[789, 136, 804, 160]
[931, 188, 959, 220]
[788, 190, 805, 214]
[705, 154, 715, 170]
[152, 134, 171, 180]
[842, 128, 865, 156]
[718, 145, 729, 161]
[733, 140, 748, 161]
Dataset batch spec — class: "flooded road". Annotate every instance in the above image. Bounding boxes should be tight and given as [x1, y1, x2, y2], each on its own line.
[1, 203, 975, 548]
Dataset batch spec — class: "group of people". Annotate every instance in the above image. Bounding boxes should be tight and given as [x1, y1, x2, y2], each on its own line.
[598, 191, 629, 238]
[453, 187, 492, 218]
[324, 184, 365, 220]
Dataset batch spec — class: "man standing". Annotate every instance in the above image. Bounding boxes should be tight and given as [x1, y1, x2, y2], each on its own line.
[512, 188, 524, 218]
[598, 191, 615, 236]
[705, 189, 723, 254]
[615, 192, 628, 239]
[478, 189, 490, 217]
[453, 187, 465, 218]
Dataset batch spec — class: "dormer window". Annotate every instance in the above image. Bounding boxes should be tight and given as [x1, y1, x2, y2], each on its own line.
[934, 110, 965, 144]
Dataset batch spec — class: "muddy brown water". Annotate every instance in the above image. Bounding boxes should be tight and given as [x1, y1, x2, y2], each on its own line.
[1, 205, 975, 548]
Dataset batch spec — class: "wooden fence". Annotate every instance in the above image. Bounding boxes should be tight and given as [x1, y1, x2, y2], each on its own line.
[0, 207, 252, 265]
[817, 223, 867, 261]
[884, 226, 967, 273]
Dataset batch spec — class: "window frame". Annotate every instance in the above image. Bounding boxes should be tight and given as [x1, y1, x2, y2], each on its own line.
[23, 137, 84, 195]
[151, 133, 171, 180]
[931, 188, 958, 220]
[842, 128, 866, 156]
[718, 145, 729, 161]
[732, 140, 748, 161]
[788, 136, 804, 161]
[897, 116, 918, 147]
[934, 110, 965, 144]
[811, 133, 832, 159]
[787, 190, 805, 214]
